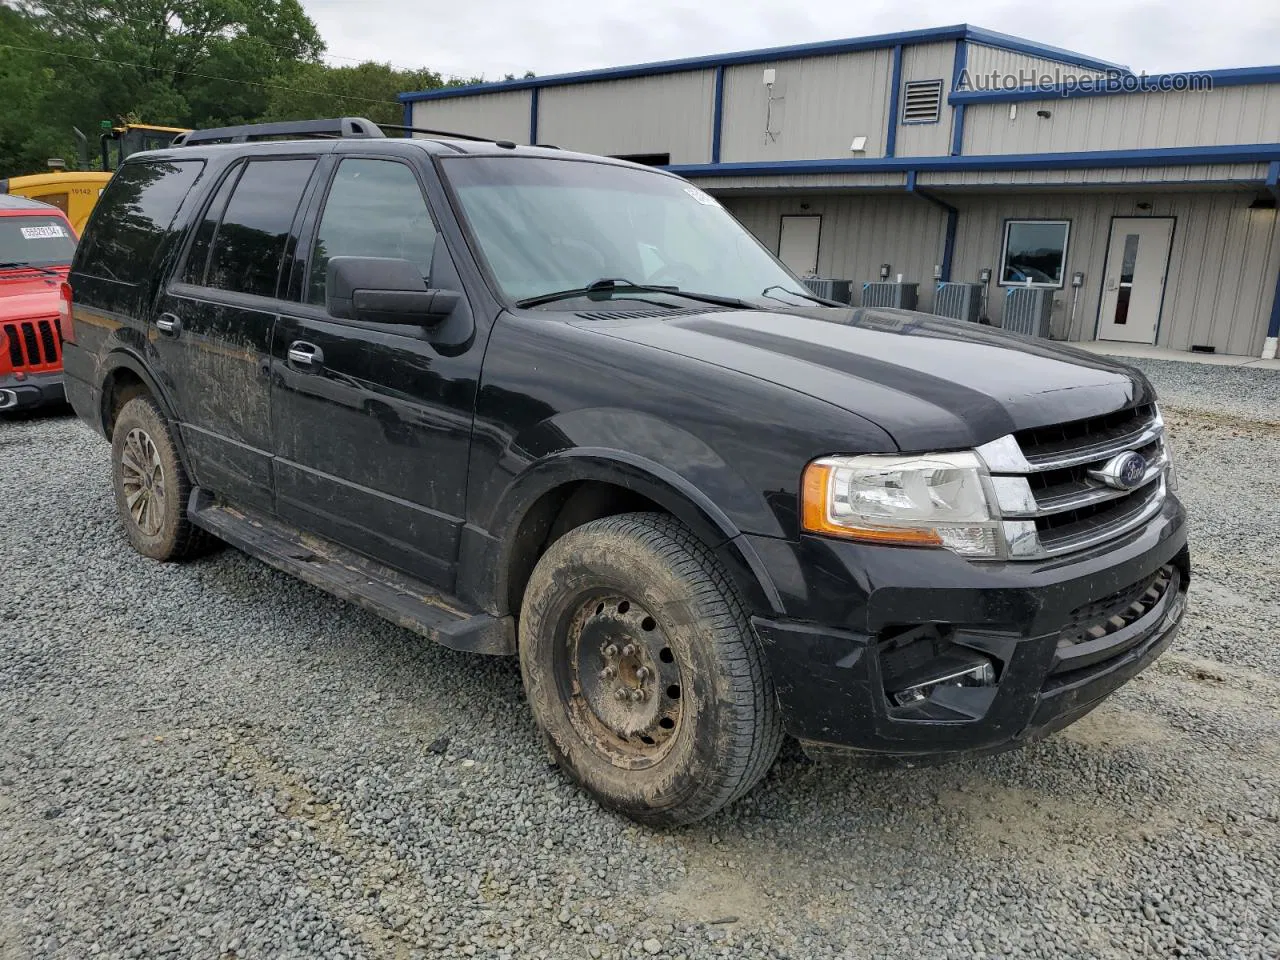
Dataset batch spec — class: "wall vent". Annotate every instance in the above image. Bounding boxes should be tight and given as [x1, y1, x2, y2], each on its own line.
[902, 80, 944, 124]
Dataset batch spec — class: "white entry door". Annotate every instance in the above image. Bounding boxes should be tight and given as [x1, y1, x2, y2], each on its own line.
[778, 215, 821, 276]
[1096, 217, 1175, 343]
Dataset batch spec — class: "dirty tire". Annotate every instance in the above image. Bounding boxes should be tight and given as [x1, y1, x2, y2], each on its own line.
[519, 512, 783, 826]
[110, 395, 216, 562]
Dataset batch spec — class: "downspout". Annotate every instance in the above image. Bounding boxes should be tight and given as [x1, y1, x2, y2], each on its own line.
[402, 101, 413, 133]
[905, 170, 958, 282]
[529, 88, 540, 144]
[1264, 162, 1280, 359]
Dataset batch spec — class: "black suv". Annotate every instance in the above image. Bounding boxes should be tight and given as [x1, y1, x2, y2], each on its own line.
[63, 118, 1189, 825]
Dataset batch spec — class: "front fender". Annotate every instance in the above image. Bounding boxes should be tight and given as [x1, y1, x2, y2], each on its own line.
[459, 410, 790, 620]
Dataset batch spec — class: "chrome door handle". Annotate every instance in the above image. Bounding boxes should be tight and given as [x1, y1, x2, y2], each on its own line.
[155, 313, 181, 335]
[287, 342, 323, 368]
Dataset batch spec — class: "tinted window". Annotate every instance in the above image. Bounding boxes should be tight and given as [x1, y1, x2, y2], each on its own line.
[205, 159, 315, 298]
[0, 216, 76, 266]
[180, 165, 242, 286]
[75, 160, 204, 284]
[306, 159, 436, 304]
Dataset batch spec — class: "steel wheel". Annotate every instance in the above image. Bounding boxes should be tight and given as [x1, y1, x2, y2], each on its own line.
[119, 427, 166, 537]
[557, 593, 685, 769]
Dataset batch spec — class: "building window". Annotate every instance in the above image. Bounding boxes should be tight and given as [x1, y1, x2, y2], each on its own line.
[901, 80, 944, 124]
[999, 220, 1070, 288]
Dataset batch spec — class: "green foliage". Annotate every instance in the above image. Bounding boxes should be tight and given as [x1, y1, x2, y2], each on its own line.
[0, 0, 496, 178]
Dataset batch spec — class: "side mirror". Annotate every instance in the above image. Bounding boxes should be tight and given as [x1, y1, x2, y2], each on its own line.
[326, 256, 459, 326]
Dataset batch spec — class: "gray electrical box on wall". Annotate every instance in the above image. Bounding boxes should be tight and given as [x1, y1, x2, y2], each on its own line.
[1003, 287, 1055, 338]
[861, 282, 919, 310]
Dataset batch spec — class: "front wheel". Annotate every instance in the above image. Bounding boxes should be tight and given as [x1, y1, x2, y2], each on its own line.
[519, 512, 782, 826]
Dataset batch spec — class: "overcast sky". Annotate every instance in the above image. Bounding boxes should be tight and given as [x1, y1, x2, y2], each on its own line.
[302, 0, 1280, 84]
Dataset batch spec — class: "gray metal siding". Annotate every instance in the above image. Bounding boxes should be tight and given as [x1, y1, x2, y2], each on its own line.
[536, 71, 716, 163]
[719, 50, 893, 162]
[962, 44, 1109, 88]
[947, 191, 1279, 355]
[961, 85, 1280, 155]
[411, 92, 532, 144]
[721, 193, 948, 295]
[896, 42, 958, 158]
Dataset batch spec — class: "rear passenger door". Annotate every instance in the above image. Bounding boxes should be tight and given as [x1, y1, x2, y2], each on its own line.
[154, 156, 318, 513]
[270, 154, 481, 588]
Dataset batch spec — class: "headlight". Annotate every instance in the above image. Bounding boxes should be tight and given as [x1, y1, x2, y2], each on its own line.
[801, 452, 1001, 558]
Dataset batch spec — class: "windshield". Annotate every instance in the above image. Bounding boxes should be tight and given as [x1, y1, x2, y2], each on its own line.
[0, 216, 76, 268]
[442, 156, 811, 306]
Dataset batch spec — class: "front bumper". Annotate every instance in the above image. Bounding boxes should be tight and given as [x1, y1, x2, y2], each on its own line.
[746, 495, 1189, 757]
[0, 371, 65, 412]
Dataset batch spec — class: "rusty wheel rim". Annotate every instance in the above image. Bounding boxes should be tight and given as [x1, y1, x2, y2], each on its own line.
[120, 427, 166, 537]
[558, 594, 685, 769]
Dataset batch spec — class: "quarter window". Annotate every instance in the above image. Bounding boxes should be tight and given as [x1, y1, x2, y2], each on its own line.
[203, 158, 316, 298]
[306, 159, 436, 304]
[75, 159, 204, 285]
[999, 220, 1070, 288]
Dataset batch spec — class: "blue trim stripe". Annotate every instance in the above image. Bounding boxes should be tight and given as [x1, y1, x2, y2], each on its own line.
[529, 88, 539, 144]
[949, 40, 968, 156]
[665, 142, 1280, 177]
[885, 45, 904, 158]
[711, 65, 725, 163]
[1269, 162, 1280, 340]
[399, 24, 1126, 103]
[402, 101, 412, 132]
[951, 65, 1280, 105]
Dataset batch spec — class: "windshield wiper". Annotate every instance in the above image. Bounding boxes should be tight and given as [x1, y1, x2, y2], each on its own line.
[516, 277, 752, 310]
[760, 284, 839, 306]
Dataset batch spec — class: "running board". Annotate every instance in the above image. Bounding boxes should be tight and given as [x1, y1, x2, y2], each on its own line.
[188, 490, 515, 655]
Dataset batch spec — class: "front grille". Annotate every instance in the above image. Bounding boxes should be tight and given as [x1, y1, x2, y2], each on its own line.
[978, 404, 1169, 560]
[1, 318, 61, 371]
[1048, 565, 1179, 681]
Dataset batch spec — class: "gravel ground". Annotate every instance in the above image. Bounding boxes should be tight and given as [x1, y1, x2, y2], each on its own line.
[2, 360, 1278, 960]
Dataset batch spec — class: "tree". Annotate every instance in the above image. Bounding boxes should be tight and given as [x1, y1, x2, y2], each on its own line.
[262, 60, 449, 128]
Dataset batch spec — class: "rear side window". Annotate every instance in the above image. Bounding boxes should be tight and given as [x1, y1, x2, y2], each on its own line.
[75, 160, 204, 285]
[200, 159, 315, 299]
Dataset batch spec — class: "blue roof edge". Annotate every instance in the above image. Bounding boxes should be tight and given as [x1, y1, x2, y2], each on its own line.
[399, 24, 1127, 103]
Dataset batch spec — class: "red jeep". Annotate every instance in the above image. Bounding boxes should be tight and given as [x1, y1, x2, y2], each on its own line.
[1, 195, 77, 412]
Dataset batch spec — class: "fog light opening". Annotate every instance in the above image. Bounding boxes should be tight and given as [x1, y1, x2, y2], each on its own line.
[892, 660, 996, 706]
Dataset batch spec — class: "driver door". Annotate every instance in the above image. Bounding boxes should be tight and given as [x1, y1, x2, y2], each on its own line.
[270, 155, 483, 588]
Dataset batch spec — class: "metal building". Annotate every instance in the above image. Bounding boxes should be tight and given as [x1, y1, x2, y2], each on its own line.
[401, 25, 1280, 359]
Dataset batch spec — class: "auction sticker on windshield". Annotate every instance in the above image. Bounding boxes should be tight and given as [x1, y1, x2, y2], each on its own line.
[20, 224, 68, 240]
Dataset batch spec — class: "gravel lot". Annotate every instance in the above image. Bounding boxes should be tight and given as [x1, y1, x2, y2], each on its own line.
[2, 357, 1278, 960]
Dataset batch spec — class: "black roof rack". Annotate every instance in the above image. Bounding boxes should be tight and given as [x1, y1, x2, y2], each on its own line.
[379, 123, 497, 143]
[172, 117, 385, 147]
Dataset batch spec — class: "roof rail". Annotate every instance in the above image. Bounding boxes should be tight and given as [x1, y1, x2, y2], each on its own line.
[379, 123, 501, 143]
[172, 117, 384, 147]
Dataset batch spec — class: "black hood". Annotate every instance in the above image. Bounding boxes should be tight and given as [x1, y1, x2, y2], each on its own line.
[578, 306, 1153, 451]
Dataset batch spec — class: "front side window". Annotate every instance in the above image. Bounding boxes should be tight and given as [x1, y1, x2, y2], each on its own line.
[442, 156, 810, 306]
[203, 158, 316, 298]
[0, 215, 76, 267]
[307, 159, 436, 304]
[1000, 220, 1070, 288]
[75, 159, 204, 284]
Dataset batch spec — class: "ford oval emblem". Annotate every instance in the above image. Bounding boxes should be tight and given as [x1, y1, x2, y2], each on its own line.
[1095, 451, 1148, 490]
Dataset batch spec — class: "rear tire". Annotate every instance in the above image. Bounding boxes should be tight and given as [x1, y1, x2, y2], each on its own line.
[110, 396, 215, 561]
[519, 512, 782, 826]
